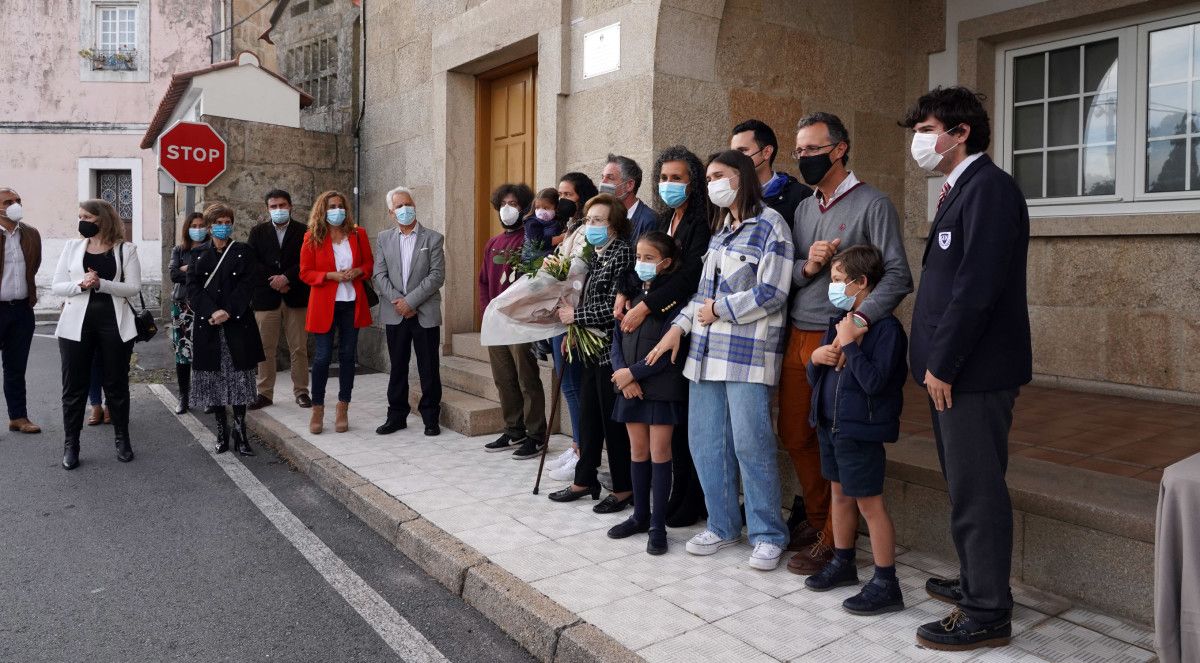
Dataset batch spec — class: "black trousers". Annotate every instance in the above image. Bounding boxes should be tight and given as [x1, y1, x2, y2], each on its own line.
[928, 388, 1019, 623]
[574, 359, 631, 493]
[60, 298, 133, 436]
[385, 319, 442, 426]
[0, 300, 34, 420]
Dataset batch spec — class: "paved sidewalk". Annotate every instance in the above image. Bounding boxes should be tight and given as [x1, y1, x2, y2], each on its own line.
[258, 373, 1158, 663]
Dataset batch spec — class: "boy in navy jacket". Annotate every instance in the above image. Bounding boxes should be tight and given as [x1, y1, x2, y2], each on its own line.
[803, 245, 908, 616]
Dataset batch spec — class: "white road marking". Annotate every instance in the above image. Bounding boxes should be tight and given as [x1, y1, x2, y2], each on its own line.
[148, 383, 449, 663]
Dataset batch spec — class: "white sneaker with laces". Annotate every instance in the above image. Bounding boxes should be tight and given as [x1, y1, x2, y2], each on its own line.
[548, 452, 578, 481]
[685, 530, 741, 556]
[748, 542, 783, 570]
[547, 447, 577, 471]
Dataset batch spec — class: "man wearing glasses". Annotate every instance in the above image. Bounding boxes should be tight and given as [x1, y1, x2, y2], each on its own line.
[777, 113, 913, 576]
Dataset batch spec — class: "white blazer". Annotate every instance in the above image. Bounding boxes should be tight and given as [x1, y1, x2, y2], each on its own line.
[52, 239, 141, 342]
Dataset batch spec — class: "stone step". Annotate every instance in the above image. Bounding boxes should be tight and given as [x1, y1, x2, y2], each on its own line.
[451, 332, 489, 363]
[408, 384, 504, 437]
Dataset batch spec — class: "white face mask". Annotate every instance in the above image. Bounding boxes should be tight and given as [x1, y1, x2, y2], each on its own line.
[499, 205, 520, 227]
[707, 178, 738, 208]
[910, 128, 959, 172]
[3, 202, 23, 222]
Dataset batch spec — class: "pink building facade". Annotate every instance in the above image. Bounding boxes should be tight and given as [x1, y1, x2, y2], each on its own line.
[0, 0, 215, 307]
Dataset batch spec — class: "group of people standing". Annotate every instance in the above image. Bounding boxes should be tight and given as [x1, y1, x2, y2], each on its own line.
[476, 86, 1031, 653]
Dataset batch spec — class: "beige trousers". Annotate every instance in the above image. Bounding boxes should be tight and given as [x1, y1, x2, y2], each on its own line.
[255, 305, 310, 400]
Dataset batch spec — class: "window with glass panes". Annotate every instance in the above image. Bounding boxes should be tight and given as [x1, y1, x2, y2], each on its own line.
[1011, 39, 1119, 199]
[1146, 22, 1200, 192]
[98, 6, 136, 51]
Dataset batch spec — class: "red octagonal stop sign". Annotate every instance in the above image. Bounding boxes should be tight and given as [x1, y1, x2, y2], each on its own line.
[157, 121, 227, 187]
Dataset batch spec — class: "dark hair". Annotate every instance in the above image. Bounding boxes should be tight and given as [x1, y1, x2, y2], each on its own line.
[558, 172, 598, 207]
[606, 154, 643, 192]
[264, 189, 292, 205]
[900, 86, 991, 154]
[179, 211, 205, 249]
[533, 187, 559, 207]
[79, 199, 125, 244]
[796, 112, 851, 164]
[652, 145, 707, 211]
[732, 119, 779, 166]
[832, 245, 886, 289]
[636, 231, 679, 273]
[707, 150, 764, 231]
[202, 202, 235, 227]
[583, 193, 631, 240]
[490, 183, 534, 212]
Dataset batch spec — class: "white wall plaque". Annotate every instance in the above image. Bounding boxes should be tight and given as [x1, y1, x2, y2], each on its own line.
[583, 22, 620, 79]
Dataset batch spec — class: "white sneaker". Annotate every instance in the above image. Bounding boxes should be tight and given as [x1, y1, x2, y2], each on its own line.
[547, 447, 577, 471]
[685, 530, 741, 556]
[548, 452, 578, 481]
[748, 542, 783, 570]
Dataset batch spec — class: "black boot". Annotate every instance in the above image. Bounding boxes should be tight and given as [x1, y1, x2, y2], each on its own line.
[786, 495, 807, 530]
[648, 461, 672, 555]
[62, 434, 80, 470]
[213, 407, 230, 454]
[114, 426, 134, 463]
[175, 364, 191, 415]
[232, 405, 254, 456]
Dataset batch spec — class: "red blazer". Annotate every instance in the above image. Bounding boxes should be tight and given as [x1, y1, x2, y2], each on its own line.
[299, 227, 374, 333]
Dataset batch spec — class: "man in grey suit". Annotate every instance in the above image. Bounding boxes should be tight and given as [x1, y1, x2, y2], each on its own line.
[374, 186, 446, 436]
[600, 154, 658, 239]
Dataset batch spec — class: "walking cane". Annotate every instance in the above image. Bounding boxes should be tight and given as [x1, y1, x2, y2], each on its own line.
[532, 363, 565, 495]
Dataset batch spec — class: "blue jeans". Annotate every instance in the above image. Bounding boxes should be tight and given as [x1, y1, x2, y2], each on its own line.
[550, 332, 582, 442]
[688, 379, 787, 547]
[311, 301, 358, 406]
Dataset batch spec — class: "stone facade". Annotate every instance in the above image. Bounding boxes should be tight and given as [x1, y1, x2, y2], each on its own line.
[345, 0, 1198, 403]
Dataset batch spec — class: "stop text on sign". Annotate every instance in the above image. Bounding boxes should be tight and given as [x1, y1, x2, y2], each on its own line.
[165, 145, 223, 162]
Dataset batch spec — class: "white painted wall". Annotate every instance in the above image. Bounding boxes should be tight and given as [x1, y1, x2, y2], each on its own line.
[193, 65, 302, 129]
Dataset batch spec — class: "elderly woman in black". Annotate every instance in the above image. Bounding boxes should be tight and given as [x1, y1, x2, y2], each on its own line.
[614, 146, 713, 527]
[167, 211, 208, 414]
[548, 193, 635, 513]
[186, 203, 265, 456]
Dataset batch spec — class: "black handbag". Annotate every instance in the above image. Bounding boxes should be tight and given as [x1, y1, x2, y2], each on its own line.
[353, 229, 379, 308]
[118, 243, 158, 343]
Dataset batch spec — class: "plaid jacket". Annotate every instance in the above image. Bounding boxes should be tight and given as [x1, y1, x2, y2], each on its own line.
[576, 237, 634, 366]
[673, 207, 794, 386]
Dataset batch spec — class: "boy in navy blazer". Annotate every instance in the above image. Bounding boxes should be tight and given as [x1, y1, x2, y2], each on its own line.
[901, 86, 1032, 652]
[802, 245, 908, 616]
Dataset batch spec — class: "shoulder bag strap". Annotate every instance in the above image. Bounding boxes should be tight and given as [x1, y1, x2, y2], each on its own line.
[116, 242, 148, 311]
[203, 241, 234, 290]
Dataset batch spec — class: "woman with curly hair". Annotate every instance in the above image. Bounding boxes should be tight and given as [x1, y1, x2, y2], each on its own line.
[300, 190, 374, 434]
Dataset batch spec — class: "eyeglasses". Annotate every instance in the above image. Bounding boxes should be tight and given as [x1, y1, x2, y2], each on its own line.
[790, 143, 838, 159]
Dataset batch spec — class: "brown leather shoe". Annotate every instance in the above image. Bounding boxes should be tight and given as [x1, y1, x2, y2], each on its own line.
[87, 405, 105, 426]
[786, 521, 822, 551]
[309, 405, 324, 434]
[787, 535, 833, 576]
[295, 393, 312, 408]
[247, 394, 272, 410]
[334, 401, 349, 433]
[103, 406, 111, 424]
[9, 418, 41, 434]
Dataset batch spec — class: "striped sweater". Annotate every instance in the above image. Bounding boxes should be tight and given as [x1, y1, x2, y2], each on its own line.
[673, 207, 794, 386]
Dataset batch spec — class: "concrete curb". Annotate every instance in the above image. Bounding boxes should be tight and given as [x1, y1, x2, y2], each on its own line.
[246, 411, 644, 663]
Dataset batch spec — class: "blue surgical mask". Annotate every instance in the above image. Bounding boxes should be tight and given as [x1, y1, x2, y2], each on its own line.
[658, 182, 687, 208]
[269, 209, 290, 224]
[188, 227, 208, 242]
[210, 224, 233, 240]
[584, 225, 609, 246]
[326, 208, 346, 226]
[395, 205, 416, 226]
[827, 281, 859, 311]
[634, 260, 660, 282]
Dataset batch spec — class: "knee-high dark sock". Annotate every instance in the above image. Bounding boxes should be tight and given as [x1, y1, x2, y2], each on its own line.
[650, 461, 672, 531]
[630, 460, 651, 526]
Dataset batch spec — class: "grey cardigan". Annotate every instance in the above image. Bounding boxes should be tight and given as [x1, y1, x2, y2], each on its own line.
[372, 224, 445, 328]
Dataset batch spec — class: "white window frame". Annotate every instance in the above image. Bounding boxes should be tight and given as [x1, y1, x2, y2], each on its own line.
[79, 0, 150, 83]
[96, 5, 137, 52]
[995, 5, 1200, 217]
[78, 157, 143, 242]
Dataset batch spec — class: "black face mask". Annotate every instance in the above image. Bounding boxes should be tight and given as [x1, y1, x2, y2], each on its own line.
[78, 219, 100, 238]
[797, 153, 835, 186]
[557, 198, 577, 221]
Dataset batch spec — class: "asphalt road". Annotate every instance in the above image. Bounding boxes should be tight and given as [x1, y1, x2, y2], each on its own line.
[0, 326, 534, 663]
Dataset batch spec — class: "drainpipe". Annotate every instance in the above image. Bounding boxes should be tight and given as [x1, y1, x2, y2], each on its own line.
[353, 1, 367, 217]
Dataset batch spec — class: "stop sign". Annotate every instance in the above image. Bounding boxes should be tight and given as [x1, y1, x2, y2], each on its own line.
[157, 121, 227, 187]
